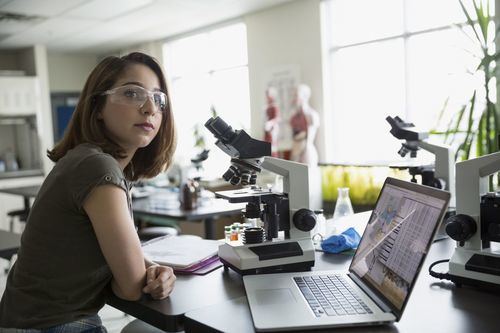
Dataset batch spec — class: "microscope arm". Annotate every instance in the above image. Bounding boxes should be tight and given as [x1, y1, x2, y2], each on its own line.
[417, 141, 456, 207]
[261, 157, 308, 205]
[455, 151, 500, 250]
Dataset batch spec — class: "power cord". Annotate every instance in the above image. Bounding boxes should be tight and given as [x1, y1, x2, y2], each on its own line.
[428, 259, 451, 281]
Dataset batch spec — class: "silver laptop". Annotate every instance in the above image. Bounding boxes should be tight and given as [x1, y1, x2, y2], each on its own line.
[243, 177, 450, 332]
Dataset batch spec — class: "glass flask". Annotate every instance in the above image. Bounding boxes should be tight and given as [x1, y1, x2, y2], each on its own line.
[311, 209, 326, 246]
[333, 187, 354, 220]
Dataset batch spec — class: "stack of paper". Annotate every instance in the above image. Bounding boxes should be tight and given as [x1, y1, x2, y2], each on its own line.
[142, 235, 223, 275]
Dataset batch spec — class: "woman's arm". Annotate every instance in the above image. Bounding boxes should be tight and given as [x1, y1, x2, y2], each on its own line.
[83, 184, 146, 301]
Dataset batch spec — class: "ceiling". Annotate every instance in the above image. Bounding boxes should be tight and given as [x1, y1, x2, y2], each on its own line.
[0, 0, 292, 54]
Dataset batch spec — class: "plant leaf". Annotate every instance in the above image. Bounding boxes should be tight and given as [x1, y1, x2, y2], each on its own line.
[460, 0, 484, 46]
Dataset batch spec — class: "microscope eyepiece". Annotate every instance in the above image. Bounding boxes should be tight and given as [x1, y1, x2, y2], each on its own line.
[204, 117, 237, 143]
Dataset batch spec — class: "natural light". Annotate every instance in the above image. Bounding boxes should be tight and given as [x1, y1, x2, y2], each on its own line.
[163, 23, 250, 180]
[324, 0, 495, 165]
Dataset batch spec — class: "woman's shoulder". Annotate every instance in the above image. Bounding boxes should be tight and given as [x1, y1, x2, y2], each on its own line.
[62, 143, 121, 173]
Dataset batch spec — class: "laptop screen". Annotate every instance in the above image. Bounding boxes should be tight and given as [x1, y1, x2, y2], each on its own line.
[349, 177, 450, 317]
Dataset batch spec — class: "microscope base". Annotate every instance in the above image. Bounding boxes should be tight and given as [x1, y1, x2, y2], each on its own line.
[449, 247, 500, 290]
[218, 239, 315, 275]
[221, 258, 314, 275]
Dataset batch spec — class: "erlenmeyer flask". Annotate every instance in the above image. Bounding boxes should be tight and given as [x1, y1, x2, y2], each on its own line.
[333, 187, 354, 220]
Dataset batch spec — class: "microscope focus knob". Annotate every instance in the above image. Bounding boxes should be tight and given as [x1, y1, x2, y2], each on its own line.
[445, 214, 477, 243]
[293, 209, 316, 232]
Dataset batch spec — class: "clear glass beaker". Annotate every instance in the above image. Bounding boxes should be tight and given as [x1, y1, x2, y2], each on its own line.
[333, 187, 354, 220]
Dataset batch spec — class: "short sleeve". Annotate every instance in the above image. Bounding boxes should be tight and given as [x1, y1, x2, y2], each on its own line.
[70, 153, 127, 210]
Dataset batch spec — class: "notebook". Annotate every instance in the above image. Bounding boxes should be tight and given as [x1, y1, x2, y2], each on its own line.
[243, 177, 450, 332]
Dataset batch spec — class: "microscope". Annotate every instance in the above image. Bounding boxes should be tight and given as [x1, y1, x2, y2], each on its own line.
[386, 116, 456, 206]
[205, 116, 317, 275]
[445, 150, 500, 289]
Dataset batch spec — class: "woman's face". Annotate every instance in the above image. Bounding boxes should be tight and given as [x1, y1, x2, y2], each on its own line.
[99, 64, 164, 155]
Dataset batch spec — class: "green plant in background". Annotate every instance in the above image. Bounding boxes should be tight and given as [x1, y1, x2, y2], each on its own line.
[321, 166, 407, 207]
[193, 123, 206, 149]
[434, 0, 499, 188]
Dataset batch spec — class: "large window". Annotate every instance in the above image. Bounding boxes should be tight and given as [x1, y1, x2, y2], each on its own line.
[323, 0, 494, 164]
[163, 22, 250, 178]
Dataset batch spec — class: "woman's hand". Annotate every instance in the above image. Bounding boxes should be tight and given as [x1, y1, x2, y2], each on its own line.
[142, 265, 176, 300]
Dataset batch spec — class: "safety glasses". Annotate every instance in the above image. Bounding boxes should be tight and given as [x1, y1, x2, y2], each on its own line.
[101, 84, 168, 113]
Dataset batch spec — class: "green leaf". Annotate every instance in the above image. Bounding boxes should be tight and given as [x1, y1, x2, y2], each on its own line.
[474, 0, 489, 45]
[461, 92, 477, 160]
[460, 0, 484, 46]
[449, 102, 468, 145]
[476, 111, 485, 156]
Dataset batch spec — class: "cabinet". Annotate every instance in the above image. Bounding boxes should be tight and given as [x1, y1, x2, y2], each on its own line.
[0, 77, 40, 115]
[0, 76, 44, 180]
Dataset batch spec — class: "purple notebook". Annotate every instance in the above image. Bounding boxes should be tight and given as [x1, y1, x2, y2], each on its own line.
[174, 255, 222, 275]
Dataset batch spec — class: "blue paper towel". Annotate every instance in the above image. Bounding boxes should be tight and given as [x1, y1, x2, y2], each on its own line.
[321, 227, 361, 254]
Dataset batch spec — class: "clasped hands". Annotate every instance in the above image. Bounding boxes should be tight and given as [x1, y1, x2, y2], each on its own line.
[142, 264, 176, 300]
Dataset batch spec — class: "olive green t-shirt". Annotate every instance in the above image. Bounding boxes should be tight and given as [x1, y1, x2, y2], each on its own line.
[0, 143, 131, 328]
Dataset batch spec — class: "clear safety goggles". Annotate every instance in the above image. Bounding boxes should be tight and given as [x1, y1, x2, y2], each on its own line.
[101, 84, 168, 113]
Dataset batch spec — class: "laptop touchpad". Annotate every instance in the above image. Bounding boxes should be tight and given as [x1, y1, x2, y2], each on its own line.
[255, 288, 296, 305]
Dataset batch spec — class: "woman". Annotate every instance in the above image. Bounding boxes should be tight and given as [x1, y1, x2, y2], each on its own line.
[0, 52, 177, 331]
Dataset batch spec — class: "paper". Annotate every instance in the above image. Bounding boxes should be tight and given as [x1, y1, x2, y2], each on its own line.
[142, 235, 222, 269]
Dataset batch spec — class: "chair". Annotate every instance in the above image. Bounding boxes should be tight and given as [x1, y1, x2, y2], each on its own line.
[135, 215, 181, 242]
[138, 226, 179, 242]
[7, 208, 29, 232]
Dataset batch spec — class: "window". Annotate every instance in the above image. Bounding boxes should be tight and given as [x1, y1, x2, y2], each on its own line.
[322, 0, 494, 164]
[163, 22, 250, 178]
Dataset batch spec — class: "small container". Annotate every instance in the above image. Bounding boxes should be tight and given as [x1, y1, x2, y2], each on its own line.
[230, 225, 239, 241]
[224, 226, 232, 243]
[180, 180, 198, 210]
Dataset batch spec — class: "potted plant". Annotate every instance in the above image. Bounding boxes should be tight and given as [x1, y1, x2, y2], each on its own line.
[434, 0, 499, 189]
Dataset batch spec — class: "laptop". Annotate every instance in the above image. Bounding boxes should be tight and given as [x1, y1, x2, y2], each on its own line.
[243, 177, 450, 332]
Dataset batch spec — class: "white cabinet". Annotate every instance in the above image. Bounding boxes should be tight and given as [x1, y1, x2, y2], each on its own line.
[0, 77, 40, 115]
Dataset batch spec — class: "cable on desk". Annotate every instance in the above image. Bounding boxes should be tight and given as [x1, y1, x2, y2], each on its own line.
[428, 259, 451, 281]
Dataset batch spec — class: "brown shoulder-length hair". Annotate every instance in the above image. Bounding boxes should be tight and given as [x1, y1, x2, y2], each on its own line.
[47, 52, 176, 181]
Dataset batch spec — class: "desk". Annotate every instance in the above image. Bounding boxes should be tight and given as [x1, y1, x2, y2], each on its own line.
[107, 213, 500, 333]
[0, 185, 39, 211]
[0, 230, 21, 260]
[0, 185, 244, 240]
[132, 192, 245, 239]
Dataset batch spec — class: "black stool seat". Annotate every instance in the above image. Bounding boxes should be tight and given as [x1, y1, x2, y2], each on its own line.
[138, 226, 179, 242]
[7, 208, 29, 221]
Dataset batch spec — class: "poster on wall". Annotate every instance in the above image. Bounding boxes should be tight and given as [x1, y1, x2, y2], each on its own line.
[263, 64, 301, 152]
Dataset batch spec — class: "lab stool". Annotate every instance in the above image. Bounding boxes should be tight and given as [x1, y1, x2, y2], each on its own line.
[7, 208, 29, 232]
[121, 319, 182, 333]
[138, 226, 179, 242]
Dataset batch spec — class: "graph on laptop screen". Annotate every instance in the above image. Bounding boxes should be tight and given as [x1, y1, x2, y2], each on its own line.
[350, 182, 446, 310]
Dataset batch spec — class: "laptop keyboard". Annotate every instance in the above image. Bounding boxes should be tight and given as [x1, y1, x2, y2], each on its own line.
[294, 275, 374, 317]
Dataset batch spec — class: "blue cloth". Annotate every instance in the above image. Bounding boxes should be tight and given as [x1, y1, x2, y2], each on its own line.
[321, 227, 361, 254]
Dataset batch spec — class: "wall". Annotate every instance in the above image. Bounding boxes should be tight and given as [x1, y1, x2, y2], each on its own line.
[245, 0, 325, 160]
[47, 53, 99, 92]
